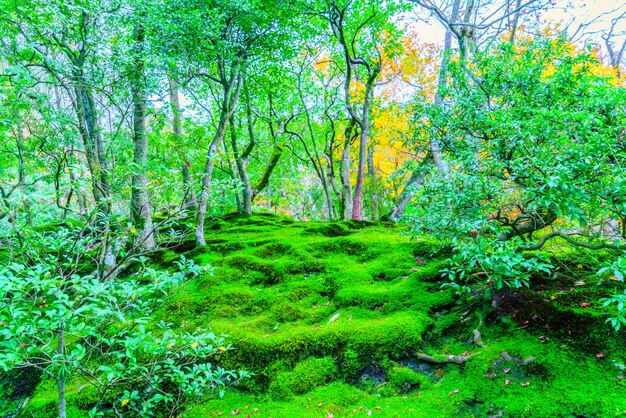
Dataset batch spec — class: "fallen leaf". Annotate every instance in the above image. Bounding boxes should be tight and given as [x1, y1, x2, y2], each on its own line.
[580, 302, 590, 308]
[252, 408, 259, 413]
[577, 264, 583, 269]
[231, 410, 240, 416]
[318, 403, 323, 408]
[217, 413, 223, 416]
[574, 281, 585, 286]
[618, 376, 625, 380]
[367, 409, 372, 416]
[326, 413, 334, 418]
[596, 353, 606, 359]
[609, 276, 622, 282]
[521, 381, 530, 387]
[218, 346, 227, 352]
[505, 379, 510, 385]
[375, 406, 381, 410]
[503, 368, 510, 374]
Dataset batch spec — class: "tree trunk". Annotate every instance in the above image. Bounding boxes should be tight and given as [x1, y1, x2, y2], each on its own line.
[130, 21, 155, 249]
[387, 156, 430, 221]
[57, 324, 66, 418]
[430, 0, 461, 176]
[509, 0, 522, 44]
[252, 142, 284, 201]
[340, 119, 355, 220]
[351, 120, 369, 220]
[367, 144, 379, 221]
[229, 118, 252, 214]
[168, 76, 197, 210]
[195, 74, 243, 245]
[72, 80, 110, 214]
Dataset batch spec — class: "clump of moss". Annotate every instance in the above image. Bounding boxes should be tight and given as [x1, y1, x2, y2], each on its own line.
[383, 366, 428, 395]
[303, 223, 353, 237]
[223, 255, 285, 284]
[268, 357, 337, 400]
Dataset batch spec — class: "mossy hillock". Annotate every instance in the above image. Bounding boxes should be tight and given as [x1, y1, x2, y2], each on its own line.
[15, 213, 626, 417]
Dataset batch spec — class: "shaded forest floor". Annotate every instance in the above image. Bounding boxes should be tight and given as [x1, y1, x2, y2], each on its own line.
[8, 213, 626, 417]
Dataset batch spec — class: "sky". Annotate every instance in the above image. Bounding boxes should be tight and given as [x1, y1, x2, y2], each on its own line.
[405, 0, 626, 55]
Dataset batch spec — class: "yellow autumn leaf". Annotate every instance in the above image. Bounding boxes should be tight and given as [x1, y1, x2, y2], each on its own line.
[218, 346, 227, 352]
[121, 399, 130, 407]
[129, 226, 137, 234]
[191, 341, 199, 348]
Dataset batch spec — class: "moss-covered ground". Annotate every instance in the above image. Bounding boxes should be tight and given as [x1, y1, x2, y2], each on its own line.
[15, 213, 626, 417]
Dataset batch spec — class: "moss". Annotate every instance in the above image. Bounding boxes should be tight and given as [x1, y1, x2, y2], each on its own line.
[383, 366, 428, 395]
[223, 255, 285, 284]
[0, 368, 41, 416]
[40, 213, 624, 418]
[269, 357, 338, 400]
[303, 223, 353, 237]
[271, 302, 307, 322]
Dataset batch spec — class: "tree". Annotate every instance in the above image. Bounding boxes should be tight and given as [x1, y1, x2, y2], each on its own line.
[129, 7, 156, 249]
[309, 0, 403, 220]
[408, 37, 626, 302]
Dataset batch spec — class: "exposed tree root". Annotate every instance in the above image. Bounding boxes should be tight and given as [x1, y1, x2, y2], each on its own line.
[414, 352, 471, 365]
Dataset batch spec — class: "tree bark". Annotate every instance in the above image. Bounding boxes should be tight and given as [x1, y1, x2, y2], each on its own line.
[168, 76, 197, 210]
[509, 0, 522, 44]
[130, 20, 155, 249]
[229, 118, 252, 214]
[387, 153, 431, 221]
[57, 324, 66, 418]
[253, 143, 284, 200]
[340, 118, 356, 220]
[367, 144, 379, 221]
[351, 69, 379, 220]
[72, 79, 110, 214]
[195, 73, 243, 245]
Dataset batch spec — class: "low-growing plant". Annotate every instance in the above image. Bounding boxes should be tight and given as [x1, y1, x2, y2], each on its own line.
[0, 230, 248, 418]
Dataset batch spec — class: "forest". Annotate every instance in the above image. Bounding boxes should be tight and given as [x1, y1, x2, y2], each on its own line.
[1, 0, 626, 416]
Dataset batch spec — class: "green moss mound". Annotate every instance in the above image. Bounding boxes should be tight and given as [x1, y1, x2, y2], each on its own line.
[15, 213, 626, 417]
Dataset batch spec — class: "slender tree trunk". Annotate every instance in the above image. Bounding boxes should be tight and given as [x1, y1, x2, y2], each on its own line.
[351, 70, 379, 220]
[252, 143, 284, 200]
[222, 139, 243, 214]
[509, 0, 522, 44]
[367, 144, 379, 221]
[229, 119, 252, 214]
[73, 80, 110, 213]
[130, 21, 155, 249]
[340, 119, 355, 220]
[57, 324, 66, 418]
[351, 121, 369, 220]
[387, 153, 430, 221]
[430, 0, 461, 176]
[195, 74, 243, 245]
[168, 76, 197, 210]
